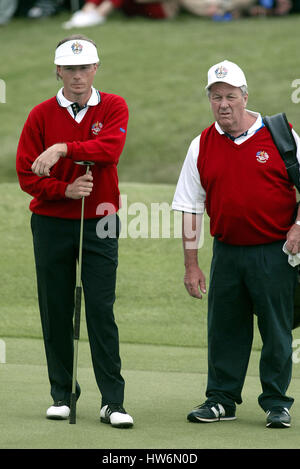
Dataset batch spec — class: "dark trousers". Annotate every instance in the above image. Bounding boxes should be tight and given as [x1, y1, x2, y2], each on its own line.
[206, 238, 297, 412]
[31, 213, 124, 407]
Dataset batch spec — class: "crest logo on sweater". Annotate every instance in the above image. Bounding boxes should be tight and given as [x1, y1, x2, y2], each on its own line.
[91, 121, 103, 135]
[215, 65, 228, 79]
[71, 41, 83, 55]
[256, 150, 269, 163]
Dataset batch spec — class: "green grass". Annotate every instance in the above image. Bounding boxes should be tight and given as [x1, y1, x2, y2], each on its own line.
[2, 337, 300, 449]
[2, 12, 300, 450]
[1, 12, 300, 184]
[0, 182, 212, 347]
[2, 180, 300, 350]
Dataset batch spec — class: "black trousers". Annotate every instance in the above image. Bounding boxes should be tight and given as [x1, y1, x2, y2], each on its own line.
[31, 213, 125, 407]
[206, 238, 297, 412]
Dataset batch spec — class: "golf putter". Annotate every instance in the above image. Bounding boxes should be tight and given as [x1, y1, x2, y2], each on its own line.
[69, 161, 95, 424]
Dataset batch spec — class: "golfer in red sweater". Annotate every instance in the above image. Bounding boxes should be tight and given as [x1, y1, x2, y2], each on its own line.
[16, 35, 133, 428]
[172, 60, 300, 428]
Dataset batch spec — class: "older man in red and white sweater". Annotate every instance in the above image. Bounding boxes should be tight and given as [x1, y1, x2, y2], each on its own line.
[173, 60, 300, 429]
[16, 35, 133, 428]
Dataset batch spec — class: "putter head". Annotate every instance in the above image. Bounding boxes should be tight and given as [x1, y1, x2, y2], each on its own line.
[75, 161, 95, 166]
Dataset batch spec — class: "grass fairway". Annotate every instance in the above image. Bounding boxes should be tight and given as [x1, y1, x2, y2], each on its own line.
[2, 337, 300, 450]
[2, 182, 300, 451]
[0, 181, 265, 350]
[1, 12, 300, 184]
[2, 11, 300, 451]
[0, 181, 212, 347]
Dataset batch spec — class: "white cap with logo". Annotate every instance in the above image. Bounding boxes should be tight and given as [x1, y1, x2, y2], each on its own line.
[54, 39, 100, 66]
[206, 60, 247, 90]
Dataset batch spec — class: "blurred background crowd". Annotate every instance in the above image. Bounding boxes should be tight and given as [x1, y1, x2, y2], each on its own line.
[0, 0, 299, 27]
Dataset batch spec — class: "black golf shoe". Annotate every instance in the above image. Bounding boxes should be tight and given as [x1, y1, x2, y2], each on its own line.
[266, 407, 291, 428]
[187, 402, 236, 423]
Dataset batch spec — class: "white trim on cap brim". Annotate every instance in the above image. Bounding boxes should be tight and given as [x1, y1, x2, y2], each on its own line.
[205, 78, 247, 90]
[54, 39, 100, 66]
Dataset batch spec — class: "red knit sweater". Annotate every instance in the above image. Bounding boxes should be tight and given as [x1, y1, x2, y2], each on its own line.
[16, 91, 128, 219]
[197, 124, 296, 245]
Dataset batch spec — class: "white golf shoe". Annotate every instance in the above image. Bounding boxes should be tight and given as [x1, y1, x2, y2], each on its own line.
[100, 404, 133, 428]
[46, 401, 70, 420]
[62, 11, 106, 29]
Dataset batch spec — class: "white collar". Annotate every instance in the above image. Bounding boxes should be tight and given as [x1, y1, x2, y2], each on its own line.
[215, 111, 263, 137]
[56, 86, 101, 108]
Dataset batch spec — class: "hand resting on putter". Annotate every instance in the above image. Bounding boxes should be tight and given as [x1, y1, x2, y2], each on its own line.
[65, 172, 93, 199]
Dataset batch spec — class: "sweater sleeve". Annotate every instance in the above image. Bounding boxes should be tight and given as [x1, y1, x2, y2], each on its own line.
[16, 110, 68, 200]
[172, 135, 206, 214]
[66, 95, 129, 165]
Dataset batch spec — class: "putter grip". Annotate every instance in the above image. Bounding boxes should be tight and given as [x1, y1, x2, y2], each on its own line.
[74, 286, 82, 340]
[69, 393, 77, 424]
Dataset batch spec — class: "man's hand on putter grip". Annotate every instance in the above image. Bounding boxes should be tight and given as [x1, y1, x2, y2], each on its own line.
[184, 265, 206, 299]
[65, 172, 93, 199]
[31, 143, 67, 177]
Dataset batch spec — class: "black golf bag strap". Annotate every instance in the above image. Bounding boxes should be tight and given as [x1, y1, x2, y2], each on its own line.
[263, 114, 300, 330]
[263, 112, 300, 193]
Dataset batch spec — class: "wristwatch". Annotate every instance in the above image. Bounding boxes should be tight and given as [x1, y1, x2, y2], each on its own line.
[296, 220, 300, 226]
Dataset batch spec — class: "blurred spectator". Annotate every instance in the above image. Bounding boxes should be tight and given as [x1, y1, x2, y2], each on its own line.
[180, 0, 299, 17]
[290, 0, 300, 11]
[62, 0, 179, 28]
[248, 0, 293, 15]
[1, 0, 298, 27]
[27, 0, 64, 17]
[180, 0, 257, 19]
[274, 0, 292, 14]
[0, 0, 18, 25]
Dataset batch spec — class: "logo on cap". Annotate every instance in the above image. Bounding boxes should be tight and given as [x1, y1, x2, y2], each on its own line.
[256, 151, 269, 163]
[71, 42, 83, 55]
[215, 65, 228, 79]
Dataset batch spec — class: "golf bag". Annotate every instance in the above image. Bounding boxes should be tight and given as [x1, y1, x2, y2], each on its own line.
[263, 112, 300, 329]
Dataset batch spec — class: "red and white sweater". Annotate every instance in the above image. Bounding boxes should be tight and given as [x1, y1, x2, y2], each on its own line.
[16, 90, 128, 219]
[197, 124, 296, 245]
[172, 112, 300, 245]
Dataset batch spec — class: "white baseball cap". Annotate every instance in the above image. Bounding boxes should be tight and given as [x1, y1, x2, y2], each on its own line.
[206, 60, 247, 90]
[54, 39, 100, 65]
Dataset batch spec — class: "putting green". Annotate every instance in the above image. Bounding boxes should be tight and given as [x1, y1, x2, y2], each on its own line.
[1, 338, 300, 450]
